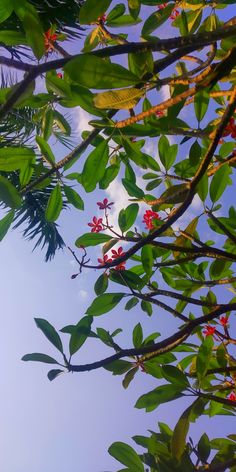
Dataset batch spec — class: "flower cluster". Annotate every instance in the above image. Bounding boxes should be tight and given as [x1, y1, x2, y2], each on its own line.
[88, 199, 113, 233]
[44, 29, 57, 53]
[98, 246, 126, 271]
[158, 4, 180, 20]
[222, 117, 236, 139]
[143, 210, 160, 230]
[202, 316, 229, 337]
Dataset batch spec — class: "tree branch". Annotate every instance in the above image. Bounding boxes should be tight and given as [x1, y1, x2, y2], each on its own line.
[69, 303, 236, 373]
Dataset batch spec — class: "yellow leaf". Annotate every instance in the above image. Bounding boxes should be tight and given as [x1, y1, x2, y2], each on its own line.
[94, 88, 144, 109]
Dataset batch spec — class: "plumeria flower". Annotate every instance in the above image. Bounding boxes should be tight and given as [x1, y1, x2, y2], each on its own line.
[155, 110, 164, 117]
[97, 198, 114, 210]
[111, 247, 125, 259]
[114, 262, 126, 271]
[143, 210, 160, 230]
[111, 246, 126, 271]
[97, 254, 112, 265]
[219, 316, 229, 327]
[44, 29, 58, 53]
[57, 72, 63, 79]
[88, 216, 103, 233]
[228, 391, 236, 402]
[203, 325, 216, 337]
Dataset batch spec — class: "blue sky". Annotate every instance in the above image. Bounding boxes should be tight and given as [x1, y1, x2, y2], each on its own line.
[0, 2, 236, 471]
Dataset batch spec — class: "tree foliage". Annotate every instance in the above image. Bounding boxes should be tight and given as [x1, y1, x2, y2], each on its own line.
[1, 0, 236, 469]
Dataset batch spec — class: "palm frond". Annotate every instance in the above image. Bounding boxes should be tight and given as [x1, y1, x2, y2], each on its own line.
[14, 188, 66, 261]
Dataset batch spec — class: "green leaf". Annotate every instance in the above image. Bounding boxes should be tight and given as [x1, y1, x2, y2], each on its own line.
[189, 140, 202, 166]
[122, 179, 144, 198]
[108, 442, 144, 472]
[42, 109, 54, 141]
[75, 233, 112, 247]
[0, 0, 13, 23]
[171, 405, 191, 461]
[128, 50, 153, 78]
[79, 0, 112, 24]
[34, 318, 63, 353]
[65, 55, 138, 89]
[141, 300, 153, 317]
[158, 135, 177, 170]
[161, 365, 189, 388]
[36, 135, 55, 165]
[69, 316, 93, 356]
[125, 297, 139, 310]
[0, 30, 27, 46]
[63, 185, 84, 210]
[0, 176, 21, 209]
[109, 270, 142, 290]
[194, 89, 210, 122]
[47, 369, 64, 381]
[105, 360, 133, 375]
[94, 273, 108, 295]
[0, 146, 35, 171]
[45, 184, 63, 222]
[0, 210, 14, 241]
[53, 110, 71, 135]
[118, 204, 139, 232]
[133, 323, 143, 348]
[86, 293, 125, 316]
[135, 384, 184, 412]
[210, 165, 232, 203]
[22, 353, 59, 364]
[106, 4, 125, 22]
[21, 11, 44, 59]
[94, 88, 144, 109]
[198, 433, 211, 463]
[196, 335, 214, 382]
[81, 140, 109, 192]
[142, 4, 174, 36]
[141, 245, 153, 277]
[122, 367, 139, 389]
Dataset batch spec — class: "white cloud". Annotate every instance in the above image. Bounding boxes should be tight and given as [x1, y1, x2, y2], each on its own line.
[78, 289, 88, 299]
[74, 108, 93, 136]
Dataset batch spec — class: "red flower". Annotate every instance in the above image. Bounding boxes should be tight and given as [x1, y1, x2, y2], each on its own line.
[97, 254, 112, 265]
[57, 73, 63, 79]
[155, 110, 164, 117]
[44, 29, 58, 53]
[98, 14, 107, 23]
[88, 216, 103, 233]
[222, 118, 236, 137]
[228, 391, 236, 402]
[203, 325, 216, 337]
[219, 316, 229, 327]
[143, 209, 160, 230]
[111, 246, 126, 271]
[158, 3, 167, 9]
[114, 262, 126, 271]
[97, 198, 114, 210]
[111, 246, 125, 259]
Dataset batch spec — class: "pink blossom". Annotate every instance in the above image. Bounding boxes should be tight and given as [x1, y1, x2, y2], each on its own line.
[88, 216, 103, 233]
[97, 198, 114, 210]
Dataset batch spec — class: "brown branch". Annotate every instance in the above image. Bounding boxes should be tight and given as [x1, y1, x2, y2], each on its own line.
[200, 459, 236, 472]
[207, 153, 236, 177]
[148, 288, 220, 308]
[191, 276, 236, 287]
[206, 209, 236, 245]
[68, 303, 236, 373]
[132, 292, 188, 322]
